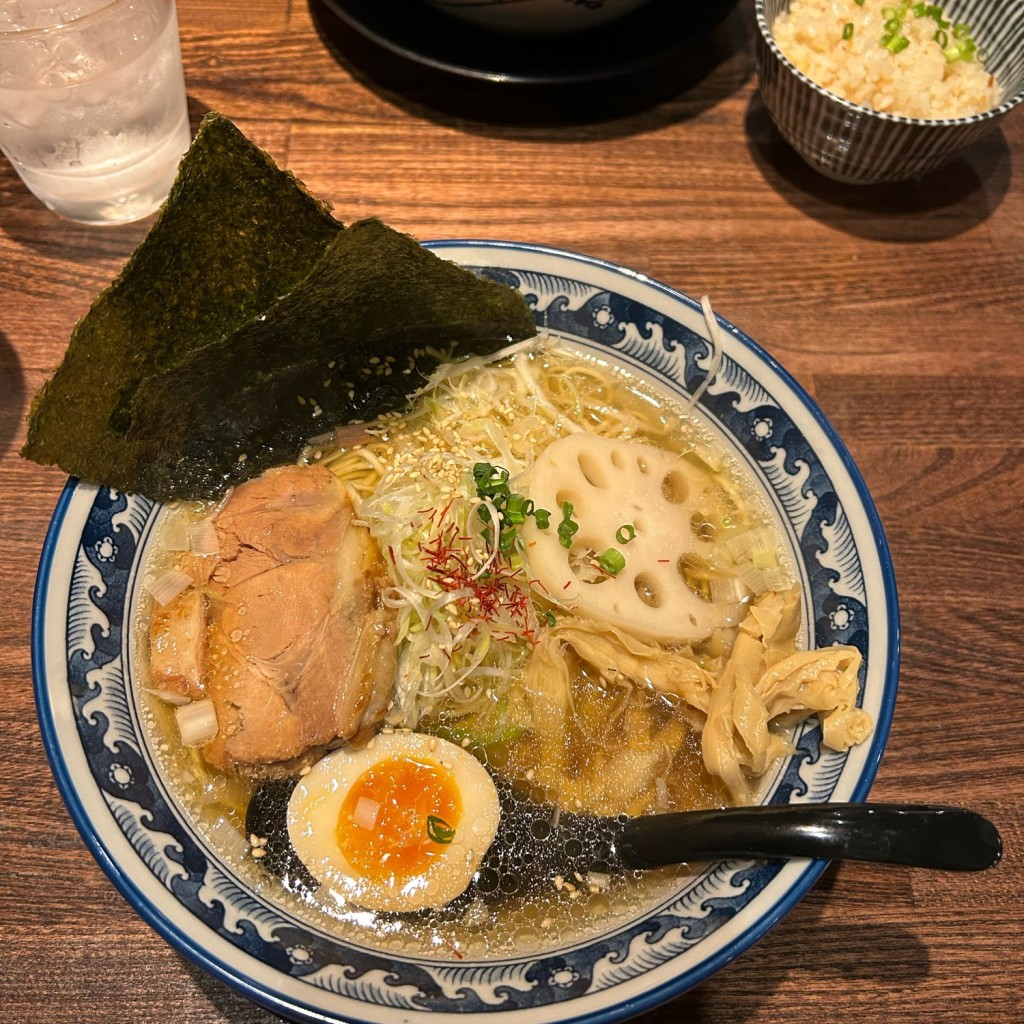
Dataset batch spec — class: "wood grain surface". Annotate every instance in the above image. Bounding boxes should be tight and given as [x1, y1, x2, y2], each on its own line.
[1, 2, 1021, 1022]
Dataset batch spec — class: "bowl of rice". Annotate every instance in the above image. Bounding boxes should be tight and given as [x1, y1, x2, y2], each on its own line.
[755, 0, 1024, 184]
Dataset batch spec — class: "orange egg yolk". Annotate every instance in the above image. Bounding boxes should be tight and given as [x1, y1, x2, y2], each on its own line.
[336, 755, 462, 883]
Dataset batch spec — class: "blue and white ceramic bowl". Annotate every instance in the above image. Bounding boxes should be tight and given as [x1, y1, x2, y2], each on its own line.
[756, 0, 1024, 184]
[33, 241, 899, 1023]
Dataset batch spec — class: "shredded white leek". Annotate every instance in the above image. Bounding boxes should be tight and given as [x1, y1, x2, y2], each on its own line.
[318, 343, 792, 730]
[145, 687, 192, 707]
[361, 445, 537, 729]
[409, 335, 545, 400]
[688, 296, 726, 411]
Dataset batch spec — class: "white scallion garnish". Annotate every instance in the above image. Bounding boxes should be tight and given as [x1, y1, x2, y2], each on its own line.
[708, 575, 749, 605]
[188, 519, 220, 556]
[161, 518, 190, 552]
[174, 698, 218, 746]
[352, 796, 381, 831]
[146, 569, 192, 606]
[735, 562, 793, 596]
[723, 526, 778, 564]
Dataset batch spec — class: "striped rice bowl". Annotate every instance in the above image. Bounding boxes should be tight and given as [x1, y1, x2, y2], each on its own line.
[755, 0, 1024, 183]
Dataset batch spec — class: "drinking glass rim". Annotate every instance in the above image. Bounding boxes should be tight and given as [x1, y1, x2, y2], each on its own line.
[0, 0, 168, 40]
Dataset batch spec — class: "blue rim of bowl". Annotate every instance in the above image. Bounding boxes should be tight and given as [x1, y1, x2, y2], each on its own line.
[32, 239, 900, 1023]
[753, 0, 1024, 127]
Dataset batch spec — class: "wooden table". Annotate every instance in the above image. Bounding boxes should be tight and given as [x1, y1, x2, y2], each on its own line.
[2, 1, 1020, 1021]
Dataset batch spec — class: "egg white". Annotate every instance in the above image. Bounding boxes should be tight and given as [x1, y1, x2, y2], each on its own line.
[287, 731, 501, 913]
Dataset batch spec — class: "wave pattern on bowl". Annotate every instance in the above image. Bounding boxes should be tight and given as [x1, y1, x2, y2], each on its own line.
[33, 242, 899, 1024]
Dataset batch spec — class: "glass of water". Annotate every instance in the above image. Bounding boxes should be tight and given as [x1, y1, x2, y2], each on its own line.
[0, 0, 190, 225]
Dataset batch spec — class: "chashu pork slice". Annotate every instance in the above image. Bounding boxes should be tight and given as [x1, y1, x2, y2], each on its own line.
[197, 463, 397, 769]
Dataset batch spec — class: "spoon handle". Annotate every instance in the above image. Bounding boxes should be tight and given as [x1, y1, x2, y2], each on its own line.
[618, 804, 1002, 872]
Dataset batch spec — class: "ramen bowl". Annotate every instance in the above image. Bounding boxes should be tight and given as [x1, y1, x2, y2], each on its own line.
[33, 241, 899, 1023]
[755, 0, 1024, 184]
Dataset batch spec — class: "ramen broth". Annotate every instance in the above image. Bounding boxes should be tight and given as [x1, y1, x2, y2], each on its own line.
[138, 342, 807, 957]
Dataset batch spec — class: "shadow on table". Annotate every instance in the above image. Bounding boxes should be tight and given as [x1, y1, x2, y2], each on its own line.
[308, 0, 752, 141]
[0, 162, 155, 259]
[0, 331, 26, 458]
[0, 96, 214, 259]
[744, 93, 1014, 243]
[0, 165, 154, 259]
[667, 865, 931, 1020]
[178, 954, 289, 1022]
[174, 864, 931, 1024]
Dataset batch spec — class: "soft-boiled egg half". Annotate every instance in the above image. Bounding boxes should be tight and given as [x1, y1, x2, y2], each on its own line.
[287, 731, 501, 913]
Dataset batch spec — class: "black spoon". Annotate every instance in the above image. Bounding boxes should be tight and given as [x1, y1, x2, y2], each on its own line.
[473, 791, 1002, 898]
[245, 778, 1003, 908]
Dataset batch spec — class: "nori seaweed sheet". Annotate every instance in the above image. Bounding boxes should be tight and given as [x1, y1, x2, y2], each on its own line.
[127, 217, 537, 499]
[22, 113, 341, 483]
[21, 115, 537, 503]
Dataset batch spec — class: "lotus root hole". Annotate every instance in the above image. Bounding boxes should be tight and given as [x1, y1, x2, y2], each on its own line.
[577, 451, 610, 489]
[634, 573, 661, 608]
[661, 469, 690, 504]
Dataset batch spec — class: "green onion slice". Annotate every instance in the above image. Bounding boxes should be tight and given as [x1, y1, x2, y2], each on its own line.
[598, 548, 626, 576]
[473, 462, 510, 499]
[842, 21, 854, 39]
[427, 815, 456, 844]
[557, 502, 579, 549]
[615, 524, 636, 544]
[503, 493, 529, 525]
